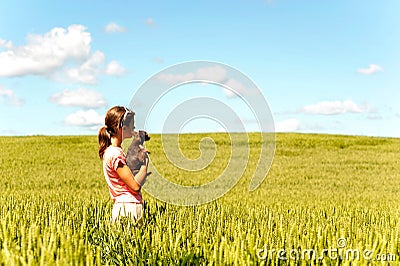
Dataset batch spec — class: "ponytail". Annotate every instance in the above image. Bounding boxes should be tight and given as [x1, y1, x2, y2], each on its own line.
[98, 126, 111, 159]
[98, 106, 130, 159]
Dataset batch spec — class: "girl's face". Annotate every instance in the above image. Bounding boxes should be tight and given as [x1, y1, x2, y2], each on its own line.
[122, 118, 135, 140]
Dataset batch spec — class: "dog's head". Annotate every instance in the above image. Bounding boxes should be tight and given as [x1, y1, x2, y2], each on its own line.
[139, 130, 150, 142]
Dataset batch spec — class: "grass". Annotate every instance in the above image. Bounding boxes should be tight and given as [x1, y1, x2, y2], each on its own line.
[0, 133, 399, 265]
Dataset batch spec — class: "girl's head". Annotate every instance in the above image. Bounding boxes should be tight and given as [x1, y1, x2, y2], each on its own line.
[98, 106, 135, 159]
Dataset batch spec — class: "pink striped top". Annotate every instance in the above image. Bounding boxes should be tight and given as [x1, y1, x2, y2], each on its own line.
[102, 146, 142, 203]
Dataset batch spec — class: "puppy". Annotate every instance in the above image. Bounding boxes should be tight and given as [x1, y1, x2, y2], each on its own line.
[126, 130, 151, 176]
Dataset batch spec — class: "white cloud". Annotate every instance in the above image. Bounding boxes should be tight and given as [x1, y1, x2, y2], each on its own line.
[145, 18, 155, 27]
[195, 65, 227, 83]
[157, 65, 228, 84]
[64, 109, 104, 129]
[0, 24, 91, 77]
[49, 88, 107, 108]
[0, 38, 12, 49]
[0, 24, 126, 83]
[153, 57, 164, 64]
[104, 22, 127, 33]
[156, 65, 257, 98]
[105, 61, 126, 76]
[63, 52, 126, 83]
[276, 118, 300, 132]
[64, 50, 105, 84]
[0, 86, 24, 106]
[357, 64, 384, 75]
[157, 72, 195, 84]
[222, 88, 236, 98]
[299, 100, 372, 115]
[223, 78, 248, 98]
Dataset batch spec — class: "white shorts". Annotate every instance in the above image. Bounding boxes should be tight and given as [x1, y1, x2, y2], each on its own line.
[111, 202, 143, 226]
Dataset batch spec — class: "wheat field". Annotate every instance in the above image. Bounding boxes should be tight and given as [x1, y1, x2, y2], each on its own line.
[0, 133, 399, 265]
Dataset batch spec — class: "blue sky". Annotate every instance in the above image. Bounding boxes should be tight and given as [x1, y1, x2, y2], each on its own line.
[0, 0, 399, 137]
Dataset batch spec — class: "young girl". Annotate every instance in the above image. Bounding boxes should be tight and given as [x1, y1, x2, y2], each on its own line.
[98, 106, 148, 225]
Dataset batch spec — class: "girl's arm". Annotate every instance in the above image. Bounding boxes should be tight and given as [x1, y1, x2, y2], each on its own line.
[116, 160, 148, 192]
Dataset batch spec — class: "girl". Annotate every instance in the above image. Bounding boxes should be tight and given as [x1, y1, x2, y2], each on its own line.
[98, 106, 148, 225]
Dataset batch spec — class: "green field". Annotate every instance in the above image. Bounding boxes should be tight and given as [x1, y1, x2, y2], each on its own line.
[0, 133, 399, 265]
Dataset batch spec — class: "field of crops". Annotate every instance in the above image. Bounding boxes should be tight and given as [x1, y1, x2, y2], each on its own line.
[0, 133, 399, 265]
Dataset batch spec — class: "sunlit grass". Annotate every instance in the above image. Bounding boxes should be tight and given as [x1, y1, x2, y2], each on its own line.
[1, 133, 399, 264]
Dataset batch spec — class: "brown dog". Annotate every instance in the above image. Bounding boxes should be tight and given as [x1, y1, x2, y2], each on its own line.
[126, 130, 151, 176]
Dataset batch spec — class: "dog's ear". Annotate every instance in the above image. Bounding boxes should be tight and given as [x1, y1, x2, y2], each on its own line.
[144, 132, 150, 141]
